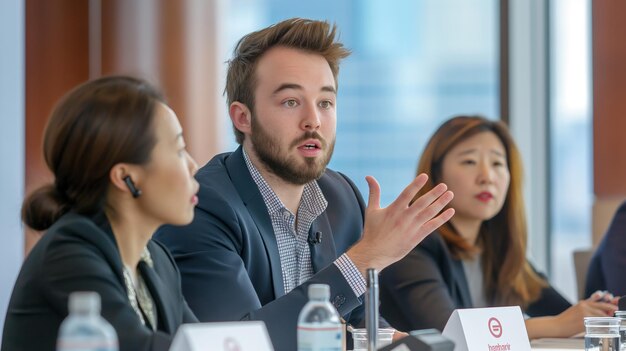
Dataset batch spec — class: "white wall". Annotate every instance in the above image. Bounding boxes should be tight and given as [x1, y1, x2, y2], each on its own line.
[0, 0, 25, 336]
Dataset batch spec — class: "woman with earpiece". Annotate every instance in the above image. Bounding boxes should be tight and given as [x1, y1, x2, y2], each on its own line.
[2, 76, 200, 351]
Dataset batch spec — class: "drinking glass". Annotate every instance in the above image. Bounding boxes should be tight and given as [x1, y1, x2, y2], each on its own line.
[584, 317, 620, 351]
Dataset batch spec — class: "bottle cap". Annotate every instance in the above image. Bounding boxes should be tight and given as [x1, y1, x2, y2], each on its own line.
[68, 291, 101, 314]
[308, 284, 330, 300]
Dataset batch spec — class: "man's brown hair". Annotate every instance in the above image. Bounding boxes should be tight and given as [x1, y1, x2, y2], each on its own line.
[225, 18, 351, 144]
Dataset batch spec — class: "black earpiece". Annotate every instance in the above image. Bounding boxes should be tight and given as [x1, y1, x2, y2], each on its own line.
[123, 176, 142, 198]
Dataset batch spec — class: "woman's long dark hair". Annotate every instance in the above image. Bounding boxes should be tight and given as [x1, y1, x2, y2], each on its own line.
[414, 115, 546, 308]
[22, 76, 165, 231]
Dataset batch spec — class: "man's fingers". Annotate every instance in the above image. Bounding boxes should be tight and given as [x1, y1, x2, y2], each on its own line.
[410, 189, 454, 226]
[365, 176, 382, 211]
[391, 174, 429, 209]
[410, 183, 449, 212]
[414, 208, 455, 238]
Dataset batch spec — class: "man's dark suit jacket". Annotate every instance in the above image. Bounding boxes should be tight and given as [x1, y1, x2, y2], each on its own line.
[585, 201, 626, 297]
[2, 213, 197, 351]
[155, 147, 368, 351]
[379, 232, 571, 332]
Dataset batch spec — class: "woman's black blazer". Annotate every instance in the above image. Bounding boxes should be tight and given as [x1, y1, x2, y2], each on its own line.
[379, 232, 571, 332]
[1, 212, 197, 351]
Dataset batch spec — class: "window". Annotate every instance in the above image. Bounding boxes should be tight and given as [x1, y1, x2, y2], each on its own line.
[221, 0, 500, 206]
[549, 0, 592, 301]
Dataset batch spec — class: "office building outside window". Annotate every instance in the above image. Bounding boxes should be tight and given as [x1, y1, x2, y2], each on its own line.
[221, 0, 499, 206]
[549, 0, 592, 301]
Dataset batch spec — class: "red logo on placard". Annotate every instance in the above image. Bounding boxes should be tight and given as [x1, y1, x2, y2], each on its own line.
[488, 317, 503, 338]
[223, 337, 241, 351]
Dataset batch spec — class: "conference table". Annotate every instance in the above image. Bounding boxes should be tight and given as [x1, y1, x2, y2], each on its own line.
[531, 338, 585, 351]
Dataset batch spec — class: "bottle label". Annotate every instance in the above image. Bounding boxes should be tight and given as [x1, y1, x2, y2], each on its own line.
[57, 338, 118, 351]
[297, 325, 342, 351]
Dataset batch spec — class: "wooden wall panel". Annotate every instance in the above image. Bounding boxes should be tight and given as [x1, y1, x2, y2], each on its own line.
[101, 0, 221, 166]
[25, 0, 90, 254]
[159, 1, 223, 166]
[25, 0, 221, 254]
[592, 1, 626, 243]
[593, 0, 626, 197]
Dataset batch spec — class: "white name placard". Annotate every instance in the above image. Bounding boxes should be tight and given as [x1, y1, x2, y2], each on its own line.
[442, 306, 531, 351]
[169, 321, 274, 351]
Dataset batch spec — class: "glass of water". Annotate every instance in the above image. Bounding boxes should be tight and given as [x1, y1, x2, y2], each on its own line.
[351, 328, 395, 351]
[614, 311, 626, 351]
[584, 317, 620, 351]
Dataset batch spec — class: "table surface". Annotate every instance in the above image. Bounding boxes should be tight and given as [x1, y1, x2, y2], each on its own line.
[530, 338, 585, 351]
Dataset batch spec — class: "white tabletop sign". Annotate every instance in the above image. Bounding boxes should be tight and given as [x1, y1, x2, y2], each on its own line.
[169, 321, 274, 351]
[442, 306, 531, 351]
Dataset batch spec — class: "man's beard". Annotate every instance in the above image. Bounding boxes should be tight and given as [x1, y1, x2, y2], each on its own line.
[250, 115, 335, 185]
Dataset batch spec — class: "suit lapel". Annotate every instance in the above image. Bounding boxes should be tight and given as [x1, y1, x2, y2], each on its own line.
[309, 214, 337, 272]
[138, 260, 176, 333]
[451, 258, 473, 308]
[93, 216, 177, 332]
[90, 214, 178, 332]
[225, 147, 286, 298]
[90, 213, 127, 287]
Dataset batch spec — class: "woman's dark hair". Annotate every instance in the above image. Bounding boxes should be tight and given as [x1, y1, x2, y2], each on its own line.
[22, 76, 165, 230]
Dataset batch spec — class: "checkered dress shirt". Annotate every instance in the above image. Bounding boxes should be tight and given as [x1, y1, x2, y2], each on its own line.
[243, 149, 366, 296]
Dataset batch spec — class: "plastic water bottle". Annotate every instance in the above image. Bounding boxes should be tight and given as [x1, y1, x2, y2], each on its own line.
[57, 291, 118, 351]
[297, 284, 342, 351]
